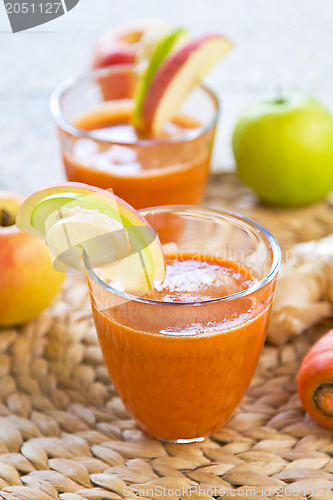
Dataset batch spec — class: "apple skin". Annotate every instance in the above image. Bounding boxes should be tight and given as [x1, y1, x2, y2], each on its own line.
[233, 92, 333, 207]
[92, 22, 142, 101]
[141, 34, 232, 134]
[92, 20, 169, 69]
[132, 27, 187, 129]
[0, 191, 23, 225]
[93, 38, 136, 68]
[92, 20, 168, 101]
[0, 192, 65, 327]
[92, 22, 144, 69]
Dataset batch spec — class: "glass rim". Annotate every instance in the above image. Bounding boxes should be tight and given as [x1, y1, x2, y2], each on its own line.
[83, 205, 281, 306]
[49, 64, 220, 147]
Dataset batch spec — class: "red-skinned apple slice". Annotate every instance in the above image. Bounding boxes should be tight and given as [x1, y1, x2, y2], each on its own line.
[16, 182, 165, 295]
[141, 34, 233, 134]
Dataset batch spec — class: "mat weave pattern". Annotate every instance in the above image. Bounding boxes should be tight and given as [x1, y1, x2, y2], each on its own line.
[1, 173, 333, 500]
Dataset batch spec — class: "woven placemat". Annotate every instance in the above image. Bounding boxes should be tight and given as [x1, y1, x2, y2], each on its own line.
[1, 173, 333, 500]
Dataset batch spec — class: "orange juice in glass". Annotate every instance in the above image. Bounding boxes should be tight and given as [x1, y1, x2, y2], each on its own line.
[50, 65, 218, 209]
[85, 207, 280, 442]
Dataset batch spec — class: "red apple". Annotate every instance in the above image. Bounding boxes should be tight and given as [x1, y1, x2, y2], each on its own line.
[141, 34, 233, 134]
[92, 20, 168, 69]
[97, 65, 137, 101]
[92, 20, 169, 100]
[92, 24, 140, 69]
[0, 191, 65, 327]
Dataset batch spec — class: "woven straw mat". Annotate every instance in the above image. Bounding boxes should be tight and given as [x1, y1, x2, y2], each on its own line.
[1, 173, 333, 500]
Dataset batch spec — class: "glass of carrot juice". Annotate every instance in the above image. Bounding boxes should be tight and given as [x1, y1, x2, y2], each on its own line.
[50, 65, 219, 209]
[84, 206, 281, 442]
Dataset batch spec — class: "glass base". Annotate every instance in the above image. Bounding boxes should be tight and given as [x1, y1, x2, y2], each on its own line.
[160, 436, 205, 444]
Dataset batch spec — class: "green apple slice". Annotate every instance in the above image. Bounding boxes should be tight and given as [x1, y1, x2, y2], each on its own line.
[132, 27, 188, 130]
[16, 182, 165, 295]
[30, 192, 122, 238]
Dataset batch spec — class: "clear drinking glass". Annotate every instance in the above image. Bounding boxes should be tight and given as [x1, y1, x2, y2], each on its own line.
[84, 206, 281, 442]
[50, 65, 219, 209]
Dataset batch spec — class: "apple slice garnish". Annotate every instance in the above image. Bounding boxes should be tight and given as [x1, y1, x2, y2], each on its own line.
[132, 27, 188, 129]
[16, 183, 165, 295]
[141, 34, 233, 134]
[45, 206, 130, 273]
[30, 191, 122, 238]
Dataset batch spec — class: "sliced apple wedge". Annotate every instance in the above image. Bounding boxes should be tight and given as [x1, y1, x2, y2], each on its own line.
[45, 207, 130, 273]
[141, 34, 233, 134]
[132, 27, 188, 129]
[16, 182, 165, 295]
[30, 191, 122, 238]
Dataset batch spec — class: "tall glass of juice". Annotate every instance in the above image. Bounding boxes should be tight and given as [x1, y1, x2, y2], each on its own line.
[84, 206, 281, 442]
[50, 65, 219, 209]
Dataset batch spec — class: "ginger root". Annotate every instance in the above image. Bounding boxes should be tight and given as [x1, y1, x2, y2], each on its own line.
[267, 234, 333, 345]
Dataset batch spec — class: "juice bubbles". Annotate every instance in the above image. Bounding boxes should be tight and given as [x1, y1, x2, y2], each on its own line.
[85, 207, 280, 442]
[51, 65, 218, 209]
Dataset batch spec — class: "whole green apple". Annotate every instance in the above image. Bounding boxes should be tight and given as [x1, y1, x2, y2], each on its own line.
[233, 92, 333, 206]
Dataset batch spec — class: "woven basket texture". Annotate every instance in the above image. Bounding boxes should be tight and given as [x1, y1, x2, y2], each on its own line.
[0, 173, 333, 500]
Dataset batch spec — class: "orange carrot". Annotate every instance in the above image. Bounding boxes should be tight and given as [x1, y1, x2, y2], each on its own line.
[298, 329, 333, 429]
